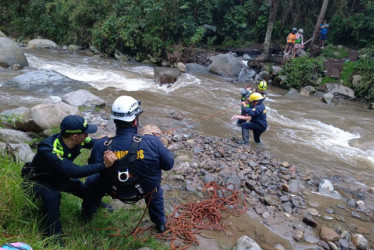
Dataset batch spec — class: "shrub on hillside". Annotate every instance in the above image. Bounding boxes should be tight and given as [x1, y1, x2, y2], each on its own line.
[281, 56, 325, 89]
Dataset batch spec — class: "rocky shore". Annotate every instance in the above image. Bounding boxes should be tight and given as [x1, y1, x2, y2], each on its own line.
[154, 127, 373, 250]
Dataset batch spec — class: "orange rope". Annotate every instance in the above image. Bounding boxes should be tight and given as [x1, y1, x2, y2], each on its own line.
[156, 182, 247, 250]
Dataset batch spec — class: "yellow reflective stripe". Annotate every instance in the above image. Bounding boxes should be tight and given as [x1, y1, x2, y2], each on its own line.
[64, 129, 82, 133]
[81, 137, 92, 146]
[53, 138, 64, 160]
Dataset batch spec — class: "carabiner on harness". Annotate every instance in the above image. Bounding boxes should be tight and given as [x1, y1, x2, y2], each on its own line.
[118, 169, 130, 182]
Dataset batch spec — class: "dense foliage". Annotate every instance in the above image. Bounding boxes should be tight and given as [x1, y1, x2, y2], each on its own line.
[280, 56, 325, 90]
[0, 0, 373, 60]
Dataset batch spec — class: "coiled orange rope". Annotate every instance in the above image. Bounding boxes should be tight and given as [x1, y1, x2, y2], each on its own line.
[156, 182, 247, 250]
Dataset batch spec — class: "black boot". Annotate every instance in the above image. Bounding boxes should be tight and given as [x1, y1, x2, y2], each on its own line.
[155, 223, 167, 233]
[238, 128, 249, 145]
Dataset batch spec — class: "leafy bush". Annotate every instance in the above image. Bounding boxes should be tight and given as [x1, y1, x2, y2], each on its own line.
[350, 47, 374, 101]
[281, 56, 325, 89]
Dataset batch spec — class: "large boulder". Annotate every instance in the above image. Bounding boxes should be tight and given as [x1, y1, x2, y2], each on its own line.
[300, 86, 316, 96]
[322, 93, 334, 104]
[0, 143, 35, 162]
[238, 68, 256, 82]
[186, 63, 209, 74]
[27, 39, 57, 49]
[154, 67, 181, 84]
[62, 90, 105, 108]
[0, 128, 32, 144]
[208, 53, 243, 78]
[0, 31, 6, 37]
[4, 69, 88, 94]
[29, 102, 78, 131]
[325, 83, 355, 99]
[0, 37, 28, 68]
[1, 102, 78, 132]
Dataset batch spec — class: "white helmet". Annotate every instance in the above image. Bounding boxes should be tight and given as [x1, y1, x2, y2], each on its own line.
[111, 96, 143, 122]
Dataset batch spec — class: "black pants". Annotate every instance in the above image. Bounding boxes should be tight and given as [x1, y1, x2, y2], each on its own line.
[31, 179, 85, 236]
[82, 174, 166, 225]
[242, 122, 266, 143]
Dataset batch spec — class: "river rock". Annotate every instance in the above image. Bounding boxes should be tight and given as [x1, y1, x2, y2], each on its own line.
[322, 93, 334, 104]
[233, 235, 262, 250]
[271, 66, 282, 76]
[185, 63, 209, 74]
[303, 216, 317, 227]
[285, 88, 300, 97]
[300, 86, 316, 96]
[0, 31, 6, 37]
[273, 75, 287, 87]
[168, 110, 184, 121]
[4, 69, 88, 94]
[62, 90, 105, 108]
[15, 102, 78, 132]
[351, 234, 368, 250]
[177, 62, 186, 72]
[318, 179, 334, 195]
[0, 143, 35, 162]
[154, 67, 181, 84]
[0, 37, 28, 68]
[68, 45, 82, 51]
[292, 230, 304, 242]
[325, 83, 355, 99]
[238, 68, 256, 82]
[0, 128, 32, 143]
[208, 53, 243, 78]
[320, 227, 339, 242]
[27, 39, 57, 49]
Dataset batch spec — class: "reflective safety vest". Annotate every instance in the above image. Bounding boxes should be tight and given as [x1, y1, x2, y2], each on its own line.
[287, 33, 296, 44]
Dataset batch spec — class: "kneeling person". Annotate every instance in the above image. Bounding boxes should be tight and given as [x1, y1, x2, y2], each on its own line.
[82, 96, 174, 233]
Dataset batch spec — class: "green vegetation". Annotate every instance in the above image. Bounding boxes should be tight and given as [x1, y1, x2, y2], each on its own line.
[350, 48, 374, 101]
[1, 0, 373, 62]
[281, 56, 325, 90]
[0, 154, 167, 250]
[321, 45, 349, 59]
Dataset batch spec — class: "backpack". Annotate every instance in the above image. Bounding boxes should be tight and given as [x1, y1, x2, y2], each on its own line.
[0, 242, 32, 250]
[100, 135, 146, 203]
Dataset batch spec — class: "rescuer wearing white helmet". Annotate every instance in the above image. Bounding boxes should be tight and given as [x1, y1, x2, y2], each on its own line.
[231, 92, 268, 145]
[83, 96, 174, 233]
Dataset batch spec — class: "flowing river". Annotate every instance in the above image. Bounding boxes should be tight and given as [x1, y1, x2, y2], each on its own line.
[1, 48, 374, 248]
[1, 49, 374, 187]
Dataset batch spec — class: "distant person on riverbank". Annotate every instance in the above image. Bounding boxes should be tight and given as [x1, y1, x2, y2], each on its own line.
[284, 27, 297, 57]
[320, 20, 329, 48]
[292, 29, 304, 58]
[231, 93, 267, 145]
[22, 115, 116, 238]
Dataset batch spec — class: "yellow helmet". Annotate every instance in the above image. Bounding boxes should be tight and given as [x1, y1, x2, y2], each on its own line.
[257, 80, 267, 90]
[249, 93, 264, 102]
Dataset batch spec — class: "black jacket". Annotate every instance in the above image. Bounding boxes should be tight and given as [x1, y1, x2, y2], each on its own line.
[30, 134, 105, 189]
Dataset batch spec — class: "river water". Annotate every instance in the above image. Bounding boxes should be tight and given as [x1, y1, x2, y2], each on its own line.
[1, 49, 374, 187]
[1, 49, 374, 248]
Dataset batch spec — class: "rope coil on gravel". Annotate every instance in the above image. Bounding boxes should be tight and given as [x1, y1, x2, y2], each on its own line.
[156, 181, 247, 250]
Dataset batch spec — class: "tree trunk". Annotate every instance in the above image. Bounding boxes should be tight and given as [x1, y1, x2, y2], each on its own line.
[261, 0, 279, 59]
[310, 0, 329, 53]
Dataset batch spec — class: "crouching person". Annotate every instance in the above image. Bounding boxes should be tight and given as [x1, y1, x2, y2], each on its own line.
[231, 93, 267, 145]
[82, 96, 174, 233]
[22, 115, 116, 238]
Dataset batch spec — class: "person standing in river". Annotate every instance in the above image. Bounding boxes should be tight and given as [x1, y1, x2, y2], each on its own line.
[231, 93, 267, 145]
